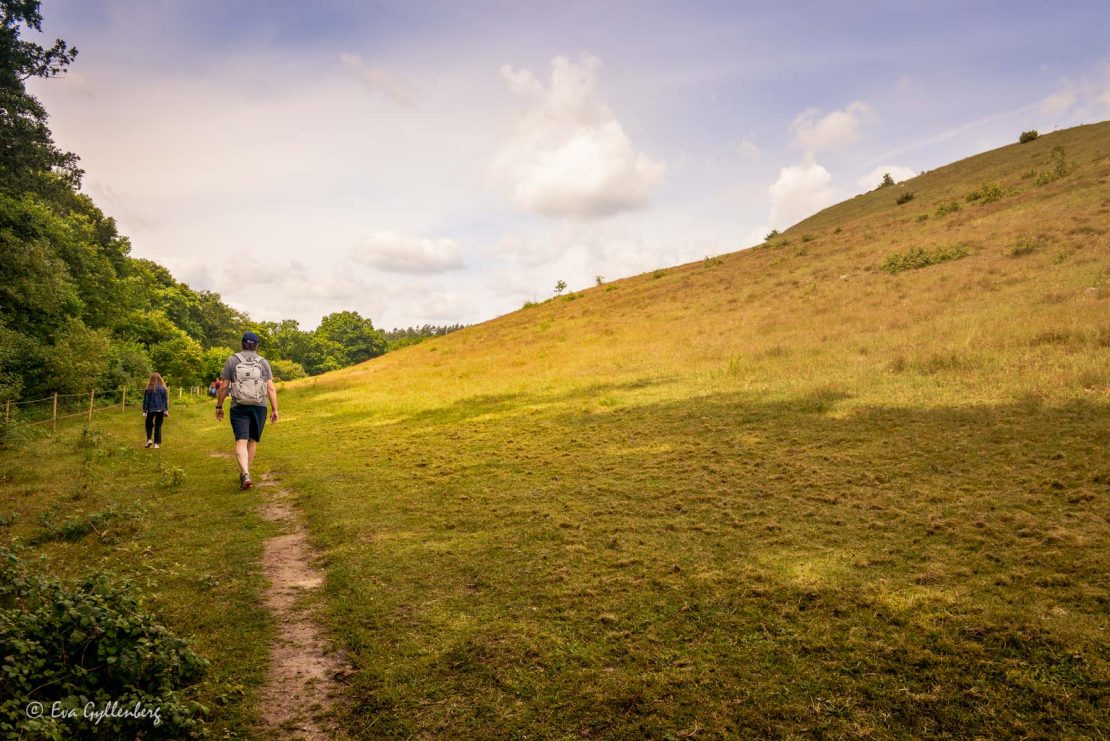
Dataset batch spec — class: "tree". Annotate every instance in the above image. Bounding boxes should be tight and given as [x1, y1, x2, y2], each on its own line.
[0, 0, 82, 198]
[44, 317, 110, 394]
[149, 333, 204, 387]
[315, 311, 385, 367]
[554, 280, 567, 296]
[878, 173, 895, 188]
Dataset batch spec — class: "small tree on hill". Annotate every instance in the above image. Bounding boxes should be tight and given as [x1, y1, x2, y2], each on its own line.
[1019, 130, 1039, 143]
[878, 173, 895, 188]
[554, 280, 567, 296]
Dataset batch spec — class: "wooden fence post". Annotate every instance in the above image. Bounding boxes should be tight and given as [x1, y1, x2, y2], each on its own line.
[52, 392, 58, 432]
[121, 386, 126, 412]
[88, 389, 95, 423]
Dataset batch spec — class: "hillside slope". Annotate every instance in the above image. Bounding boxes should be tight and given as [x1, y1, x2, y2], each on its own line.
[268, 123, 1110, 737]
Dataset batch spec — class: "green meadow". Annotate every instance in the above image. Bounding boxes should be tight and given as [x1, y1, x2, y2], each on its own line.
[3, 122, 1109, 737]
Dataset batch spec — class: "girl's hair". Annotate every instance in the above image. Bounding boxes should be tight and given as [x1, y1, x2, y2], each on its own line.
[147, 372, 166, 390]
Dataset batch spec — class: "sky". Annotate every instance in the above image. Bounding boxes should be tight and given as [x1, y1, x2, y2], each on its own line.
[28, 0, 1110, 330]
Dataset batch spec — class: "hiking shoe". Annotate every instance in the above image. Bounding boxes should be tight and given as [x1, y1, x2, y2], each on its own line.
[145, 440, 153, 448]
[240, 473, 253, 491]
[153, 444, 160, 449]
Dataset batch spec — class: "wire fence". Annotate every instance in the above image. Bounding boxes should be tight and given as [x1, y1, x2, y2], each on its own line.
[3, 385, 213, 432]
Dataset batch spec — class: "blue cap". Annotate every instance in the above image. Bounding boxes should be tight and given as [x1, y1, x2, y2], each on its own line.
[242, 331, 261, 346]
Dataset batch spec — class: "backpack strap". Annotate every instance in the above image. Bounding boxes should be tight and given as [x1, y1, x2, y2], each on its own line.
[234, 352, 246, 363]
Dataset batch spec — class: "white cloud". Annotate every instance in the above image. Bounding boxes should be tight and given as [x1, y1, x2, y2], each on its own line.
[491, 54, 665, 220]
[768, 158, 835, 229]
[340, 53, 417, 107]
[1039, 89, 1077, 116]
[352, 232, 464, 274]
[856, 165, 916, 190]
[790, 100, 874, 152]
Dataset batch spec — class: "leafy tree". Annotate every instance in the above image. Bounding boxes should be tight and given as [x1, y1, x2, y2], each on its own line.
[199, 346, 232, 385]
[269, 358, 307, 381]
[149, 333, 204, 387]
[0, 0, 82, 198]
[554, 280, 567, 295]
[315, 311, 385, 366]
[878, 173, 895, 188]
[99, 339, 151, 392]
[44, 317, 110, 394]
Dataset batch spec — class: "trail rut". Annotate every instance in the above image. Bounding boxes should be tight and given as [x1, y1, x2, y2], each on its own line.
[257, 474, 346, 739]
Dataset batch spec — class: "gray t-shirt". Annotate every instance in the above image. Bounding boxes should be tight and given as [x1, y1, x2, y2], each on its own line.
[220, 351, 273, 406]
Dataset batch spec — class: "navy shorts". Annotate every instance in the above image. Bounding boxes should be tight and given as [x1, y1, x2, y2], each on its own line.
[229, 404, 267, 442]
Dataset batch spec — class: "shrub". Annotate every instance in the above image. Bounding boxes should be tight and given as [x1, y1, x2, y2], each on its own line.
[554, 280, 567, 296]
[1019, 130, 1039, 143]
[1009, 237, 1044, 257]
[882, 244, 969, 274]
[877, 173, 896, 188]
[269, 358, 306, 381]
[935, 201, 961, 217]
[895, 191, 915, 205]
[801, 234, 815, 243]
[966, 182, 1008, 204]
[0, 549, 208, 738]
[653, 269, 667, 279]
[1035, 146, 1071, 186]
[915, 213, 929, 223]
[764, 229, 780, 241]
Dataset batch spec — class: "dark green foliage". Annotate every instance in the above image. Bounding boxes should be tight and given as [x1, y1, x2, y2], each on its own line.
[895, 191, 915, 205]
[882, 244, 969, 274]
[966, 182, 1008, 204]
[0, 1, 82, 198]
[764, 229, 780, 241]
[1019, 130, 1039, 143]
[316, 310, 386, 367]
[935, 201, 961, 217]
[1009, 237, 1044, 257]
[383, 324, 465, 351]
[878, 172, 896, 188]
[1035, 147, 1071, 186]
[0, 548, 208, 738]
[915, 213, 929, 222]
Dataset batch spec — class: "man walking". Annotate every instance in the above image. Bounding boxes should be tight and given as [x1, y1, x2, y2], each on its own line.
[215, 331, 279, 490]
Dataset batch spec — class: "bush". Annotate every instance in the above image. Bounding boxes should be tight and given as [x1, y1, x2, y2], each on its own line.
[1019, 130, 1039, 143]
[895, 191, 915, 205]
[966, 182, 1008, 204]
[1009, 237, 1044, 257]
[915, 213, 929, 223]
[764, 229, 780, 241]
[877, 173, 896, 188]
[0, 549, 208, 738]
[882, 244, 969, 274]
[935, 201, 961, 217]
[269, 358, 307, 381]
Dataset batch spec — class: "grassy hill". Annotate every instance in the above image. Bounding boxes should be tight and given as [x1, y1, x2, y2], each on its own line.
[264, 121, 1109, 737]
[3, 122, 1108, 738]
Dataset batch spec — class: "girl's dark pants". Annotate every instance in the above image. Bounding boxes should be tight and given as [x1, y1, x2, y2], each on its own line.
[145, 412, 165, 444]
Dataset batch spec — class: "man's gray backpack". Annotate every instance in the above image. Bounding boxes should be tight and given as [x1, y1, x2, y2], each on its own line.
[230, 353, 268, 405]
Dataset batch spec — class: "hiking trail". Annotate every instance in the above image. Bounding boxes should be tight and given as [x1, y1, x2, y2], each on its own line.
[256, 472, 347, 739]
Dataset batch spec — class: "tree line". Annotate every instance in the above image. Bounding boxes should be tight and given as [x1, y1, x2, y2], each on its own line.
[0, 1, 461, 401]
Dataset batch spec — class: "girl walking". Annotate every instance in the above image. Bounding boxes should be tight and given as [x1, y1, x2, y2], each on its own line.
[142, 373, 170, 448]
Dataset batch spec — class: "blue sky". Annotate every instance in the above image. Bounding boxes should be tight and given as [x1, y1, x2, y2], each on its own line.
[30, 0, 1110, 329]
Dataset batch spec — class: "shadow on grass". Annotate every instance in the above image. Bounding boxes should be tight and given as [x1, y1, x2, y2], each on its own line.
[288, 390, 1110, 738]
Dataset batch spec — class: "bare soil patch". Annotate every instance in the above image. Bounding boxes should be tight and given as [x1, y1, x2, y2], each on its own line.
[257, 474, 346, 739]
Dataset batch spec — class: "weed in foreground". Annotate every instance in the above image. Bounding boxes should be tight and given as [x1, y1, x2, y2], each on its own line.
[882, 244, 970, 274]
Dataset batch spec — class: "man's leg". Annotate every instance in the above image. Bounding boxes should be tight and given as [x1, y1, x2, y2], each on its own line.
[247, 440, 258, 468]
[235, 438, 250, 474]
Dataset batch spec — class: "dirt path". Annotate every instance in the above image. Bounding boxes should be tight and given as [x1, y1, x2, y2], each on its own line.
[256, 473, 346, 739]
